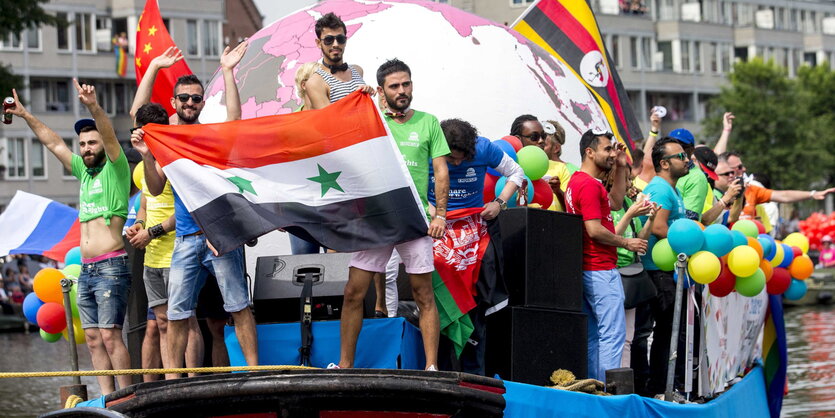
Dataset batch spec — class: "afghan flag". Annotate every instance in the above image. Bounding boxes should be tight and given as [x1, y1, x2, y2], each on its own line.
[433, 207, 492, 356]
[135, 0, 193, 116]
[762, 294, 788, 418]
[141, 91, 428, 255]
[513, 0, 643, 153]
[0, 191, 80, 261]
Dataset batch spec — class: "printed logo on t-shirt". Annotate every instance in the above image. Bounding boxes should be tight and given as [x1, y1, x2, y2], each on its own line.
[465, 168, 476, 177]
[400, 131, 421, 148]
[90, 178, 103, 195]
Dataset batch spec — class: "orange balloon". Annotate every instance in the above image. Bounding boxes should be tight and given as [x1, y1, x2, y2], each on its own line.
[747, 237, 764, 260]
[33, 268, 65, 304]
[760, 259, 773, 282]
[788, 255, 814, 280]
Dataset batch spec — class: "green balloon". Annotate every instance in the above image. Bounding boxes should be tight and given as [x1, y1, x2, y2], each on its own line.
[516, 145, 549, 180]
[40, 328, 62, 343]
[652, 238, 676, 271]
[69, 283, 80, 319]
[61, 264, 81, 280]
[731, 220, 759, 238]
[735, 268, 766, 297]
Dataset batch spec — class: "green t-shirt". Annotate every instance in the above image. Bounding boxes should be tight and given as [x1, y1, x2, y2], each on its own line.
[385, 111, 450, 216]
[611, 197, 643, 267]
[675, 164, 709, 222]
[72, 150, 130, 225]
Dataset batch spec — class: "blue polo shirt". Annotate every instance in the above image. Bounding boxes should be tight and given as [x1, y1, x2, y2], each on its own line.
[428, 136, 505, 210]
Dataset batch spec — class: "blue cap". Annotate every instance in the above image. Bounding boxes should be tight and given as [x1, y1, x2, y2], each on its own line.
[73, 118, 96, 135]
[668, 128, 694, 145]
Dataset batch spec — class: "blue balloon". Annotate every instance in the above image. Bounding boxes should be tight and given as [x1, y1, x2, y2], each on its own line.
[64, 246, 81, 266]
[784, 279, 807, 301]
[667, 219, 705, 256]
[731, 230, 748, 248]
[702, 224, 734, 257]
[757, 234, 776, 260]
[495, 176, 534, 208]
[487, 140, 517, 177]
[778, 243, 794, 268]
[22, 293, 45, 324]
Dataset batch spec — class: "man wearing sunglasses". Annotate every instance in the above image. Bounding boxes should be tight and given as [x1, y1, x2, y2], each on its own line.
[130, 40, 260, 372]
[564, 129, 648, 381]
[509, 114, 546, 149]
[306, 13, 374, 109]
[714, 153, 835, 222]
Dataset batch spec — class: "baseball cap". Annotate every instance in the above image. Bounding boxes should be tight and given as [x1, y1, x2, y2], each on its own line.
[73, 118, 97, 135]
[693, 146, 718, 181]
[668, 128, 695, 146]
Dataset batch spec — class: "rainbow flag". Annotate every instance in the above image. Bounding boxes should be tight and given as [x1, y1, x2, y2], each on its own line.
[762, 294, 787, 418]
[512, 0, 643, 153]
[114, 41, 127, 77]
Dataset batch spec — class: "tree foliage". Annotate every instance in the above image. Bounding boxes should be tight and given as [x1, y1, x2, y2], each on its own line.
[0, 0, 59, 34]
[703, 58, 834, 190]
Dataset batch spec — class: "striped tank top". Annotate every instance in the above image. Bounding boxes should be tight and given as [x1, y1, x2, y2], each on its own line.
[316, 65, 365, 103]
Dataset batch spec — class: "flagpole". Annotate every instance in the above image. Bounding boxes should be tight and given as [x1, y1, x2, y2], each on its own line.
[665, 253, 688, 401]
[509, 0, 542, 28]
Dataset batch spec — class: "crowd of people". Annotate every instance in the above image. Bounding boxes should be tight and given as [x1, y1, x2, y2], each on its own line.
[4, 11, 834, 398]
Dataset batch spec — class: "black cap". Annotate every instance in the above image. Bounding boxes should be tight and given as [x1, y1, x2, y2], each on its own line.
[693, 146, 718, 181]
[73, 118, 96, 135]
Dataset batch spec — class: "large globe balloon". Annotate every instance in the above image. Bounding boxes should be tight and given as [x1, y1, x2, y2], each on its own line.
[200, 0, 623, 165]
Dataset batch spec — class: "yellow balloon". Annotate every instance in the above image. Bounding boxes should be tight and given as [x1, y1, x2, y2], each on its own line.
[728, 245, 760, 277]
[688, 251, 721, 284]
[132, 160, 145, 191]
[62, 317, 86, 345]
[770, 243, 785, 267]
[783, 232, 809, 255]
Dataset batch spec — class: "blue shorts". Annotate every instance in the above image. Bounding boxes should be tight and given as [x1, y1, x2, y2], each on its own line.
[167, 234, 249, 321]
[77, 254, 131, 329]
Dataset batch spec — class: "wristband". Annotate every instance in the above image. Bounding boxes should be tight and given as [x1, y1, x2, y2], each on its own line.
[649, 130, 659, 137]
[136, 219, 146, 228]
[148, 224, 165, 239]
[810, 190, 817, 197]
[435, 215, 446, 221]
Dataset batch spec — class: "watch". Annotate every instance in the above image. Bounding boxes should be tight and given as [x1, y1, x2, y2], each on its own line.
[493, 197, 507, 211]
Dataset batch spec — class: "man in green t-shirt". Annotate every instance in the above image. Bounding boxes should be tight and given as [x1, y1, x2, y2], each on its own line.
[337, 59, 450, 371]
[6, 81, 132, 395]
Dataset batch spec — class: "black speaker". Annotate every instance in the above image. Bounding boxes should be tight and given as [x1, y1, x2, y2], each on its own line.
[498, 207, 583, 311]
[252, 253, 375, 323]
[485, 306, 588, 385]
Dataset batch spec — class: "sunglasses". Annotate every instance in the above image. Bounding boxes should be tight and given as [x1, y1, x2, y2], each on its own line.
[176, 93, 203, 103]
[717, 171, 735, 177]
[321, 34, 347, 46]
[662, 152, 687, 161]
[519, 132, 544, 142]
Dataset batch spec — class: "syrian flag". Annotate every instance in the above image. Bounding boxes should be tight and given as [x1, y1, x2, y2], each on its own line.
[142, 91, 429, 255]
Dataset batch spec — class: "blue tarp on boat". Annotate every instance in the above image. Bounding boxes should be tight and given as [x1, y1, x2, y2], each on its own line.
[503, 365, 770, 418]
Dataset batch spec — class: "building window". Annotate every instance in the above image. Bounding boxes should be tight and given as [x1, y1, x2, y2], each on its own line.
[693, 41, 702, 72]
[609, 34, 620, 68]
[75, 13, 94, 51]
[6, 138, 27, 179]
[721, 43, 731, 72]
[203, 20, 219, 57]
[26, 28, 41, 50]
[30, 139, 45, 178]
[680, 41, 690, 72]
[0, 32, 22, 50]
[659, 0, 675, 20]
[658, 41, 673, 71]
[186, 20, 199, 56]
[708, 42, 718, 73]
[630, 37, 639, 69]
[30, 79, 72, 113]
[646, 92, 692, 120]
[56, 12, 70, 50]
[511, 0, 536, 5]
[641, 37, 652, 69]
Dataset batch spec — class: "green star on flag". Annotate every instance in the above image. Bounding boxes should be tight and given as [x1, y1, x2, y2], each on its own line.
[227, 176, 257, 195]
[307, 164, 344, 197]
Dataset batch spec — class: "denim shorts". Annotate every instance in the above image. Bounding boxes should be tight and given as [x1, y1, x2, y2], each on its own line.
[167, 234, 249, 321]
[77, 254, 131, 329]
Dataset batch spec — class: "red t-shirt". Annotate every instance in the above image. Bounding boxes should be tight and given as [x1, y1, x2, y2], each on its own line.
[565, 171, 617, 271]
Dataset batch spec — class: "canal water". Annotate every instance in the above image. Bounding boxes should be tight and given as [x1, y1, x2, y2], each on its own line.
[0, 304, 832, 417]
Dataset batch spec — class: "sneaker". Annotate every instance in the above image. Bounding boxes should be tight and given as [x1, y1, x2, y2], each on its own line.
[426, 365, 438, 371]
[374, 310, 387, 318]
[327, 363, 341, 369]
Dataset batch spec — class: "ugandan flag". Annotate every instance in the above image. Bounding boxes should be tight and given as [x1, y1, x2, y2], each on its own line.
[763, 294, 788, 418]
[141, 91, 429, 255]
[513, 0, 642, 152]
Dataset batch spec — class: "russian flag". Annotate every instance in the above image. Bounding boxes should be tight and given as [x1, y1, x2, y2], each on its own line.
[0, 191, 80, 261]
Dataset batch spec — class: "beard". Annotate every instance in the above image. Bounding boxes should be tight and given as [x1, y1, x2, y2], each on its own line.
[83, 149, 106, 168]
[385, 93, 412, 112]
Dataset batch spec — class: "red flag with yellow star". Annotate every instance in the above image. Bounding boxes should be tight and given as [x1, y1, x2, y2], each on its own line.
[135, 0, 193, 116]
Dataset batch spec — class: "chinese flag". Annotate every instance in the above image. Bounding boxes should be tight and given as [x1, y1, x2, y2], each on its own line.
[135, 0, 193, 116]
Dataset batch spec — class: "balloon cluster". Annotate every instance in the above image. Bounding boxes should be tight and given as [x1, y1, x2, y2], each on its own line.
[483, 136, 553, 208]
[22, 246, 85, 344]
[798, 211, 835, 251]
[651, 219, 813, 299]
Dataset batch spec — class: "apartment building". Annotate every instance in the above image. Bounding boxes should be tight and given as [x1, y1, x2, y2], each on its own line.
[442, 0, 835, 137]
[0, 0, 260, 209]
